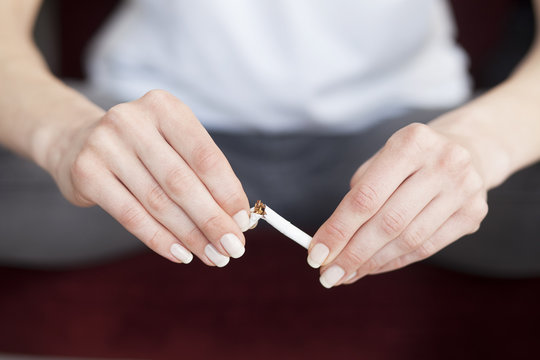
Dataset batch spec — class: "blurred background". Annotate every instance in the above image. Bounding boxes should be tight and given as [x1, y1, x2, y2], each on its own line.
[2, 0, 540, 359]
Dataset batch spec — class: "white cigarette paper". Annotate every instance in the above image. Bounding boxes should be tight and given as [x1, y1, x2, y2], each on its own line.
[248, 201, 312, 249]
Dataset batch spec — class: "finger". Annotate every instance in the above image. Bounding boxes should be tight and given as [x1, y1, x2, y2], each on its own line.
[102, 143, 225, 267]
[133, 126, 246, 260]
[89, 171, 193, 264]
[139, 91, 251, 230]
[367, 196, 488, 276]
[317, 169, 439, 287]
[363, 170, 485, 276]
[310, 129, 427, 270]
[360, 196, 451, 277]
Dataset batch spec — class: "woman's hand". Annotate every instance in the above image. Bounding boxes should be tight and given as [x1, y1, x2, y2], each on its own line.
[308, 122, 489, 288]
[48, 90, 250, 267]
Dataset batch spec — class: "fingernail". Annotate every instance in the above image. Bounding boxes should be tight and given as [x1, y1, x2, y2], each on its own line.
[170, 243, 193, 264]
[205, 244, 230, 267]
[344, 271, 358, 282]
[319, 265, 345, 289]
[233, 210, 250, 232]
[248, 213, 261, 230]
[307, 243, 330, 268]
[220, 233, 245, 258]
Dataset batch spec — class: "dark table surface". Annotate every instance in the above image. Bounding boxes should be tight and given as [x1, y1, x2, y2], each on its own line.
[0, 227, 539, 360]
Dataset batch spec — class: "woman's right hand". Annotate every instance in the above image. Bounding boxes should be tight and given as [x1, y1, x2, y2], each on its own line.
[48, 90, 250, 267]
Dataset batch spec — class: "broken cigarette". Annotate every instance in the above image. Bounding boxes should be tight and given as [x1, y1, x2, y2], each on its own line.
[248, 200, 312, 249]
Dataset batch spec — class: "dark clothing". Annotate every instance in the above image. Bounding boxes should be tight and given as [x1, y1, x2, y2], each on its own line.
[1, 107, 539, 276]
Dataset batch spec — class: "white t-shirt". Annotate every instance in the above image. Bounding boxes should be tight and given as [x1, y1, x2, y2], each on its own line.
[87, 0, 471, 133]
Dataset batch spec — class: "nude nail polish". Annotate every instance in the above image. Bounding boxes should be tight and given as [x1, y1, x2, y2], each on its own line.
[233, 210, 250, 232]
[307, 243, 330, 268]
[205, 244, 230, 267]
[220, 233, 245, 258]
[319, 265, 345, 289]
[344, 271, 358, 282]
[170, 243, 193, 264]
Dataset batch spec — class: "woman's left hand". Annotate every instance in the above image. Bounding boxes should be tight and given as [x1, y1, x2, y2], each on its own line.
[308, 122, 489, 288]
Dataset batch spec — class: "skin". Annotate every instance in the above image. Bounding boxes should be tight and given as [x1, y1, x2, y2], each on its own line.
[310, 4, 540, 286]
[0, 0, 250, 266]
[1, 1, 540, 281]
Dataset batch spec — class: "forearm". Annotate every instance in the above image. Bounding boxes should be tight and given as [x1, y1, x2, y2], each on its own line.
[429, 41, 540, 189]
[0, 43, 104, 172]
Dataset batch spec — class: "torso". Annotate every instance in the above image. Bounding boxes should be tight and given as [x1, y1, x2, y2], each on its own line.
[87, 0, 471, 133]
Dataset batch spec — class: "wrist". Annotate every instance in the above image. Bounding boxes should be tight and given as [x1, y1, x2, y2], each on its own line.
[31, 104, 104, 178]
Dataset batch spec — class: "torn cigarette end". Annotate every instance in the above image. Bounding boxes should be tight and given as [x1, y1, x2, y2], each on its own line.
[248, 201, 265, 229]
[253, 200, 266, 215]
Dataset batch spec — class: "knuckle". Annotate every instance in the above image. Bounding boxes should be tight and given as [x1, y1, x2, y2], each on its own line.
[146, 230, 161, 250]
[323, 218, 349, 242]
[141, 90, 173, 114]
[192, 144, 222, 174]
[478, 199, 489, 219]
[470, 198, 489, 223]
[102, 103, 151, 136]
[416, 241, 435, 259]
[349, 184, 378, 214]
[220, 189, 245, 211]
[71, 190, 93, 207]
[439, 144, 472, 173]
[142, 90, 191, 117]
[390, 123, 433, 154]
[70, 150, 95, 184]
[380, 208, 407, 237]
[103, 104, 131, 128]
[461, 197, 488, 231]
[463, 171, 485, 194]
[164, 168, 196, 198]
[146, 185, 171, 213]
[405, 122, 431, 140]
[69, 151, 100, 206]
[143, 89, 172, 103]
[86, 125, 114, 152]
[180, 226, 204, 247]
[104, 103, 126, 120]
[388, 256, 407, 271]
[342, 246, 367, 268]
[118, 206, 146, 230]
[400, 228, 424, 250]
[200, 213, 222, 234]
[364, 257, 382, 272]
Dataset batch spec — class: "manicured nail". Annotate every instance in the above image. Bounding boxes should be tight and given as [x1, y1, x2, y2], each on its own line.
[205, 244, 230, 267]
[307, 243, 330, 268]
[233, 210, 250, 232]
[319, 265, 345, 289]
[344, 271, 358, 282]
[170, 243, 193, 264]
[220, 233, 245, 258]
